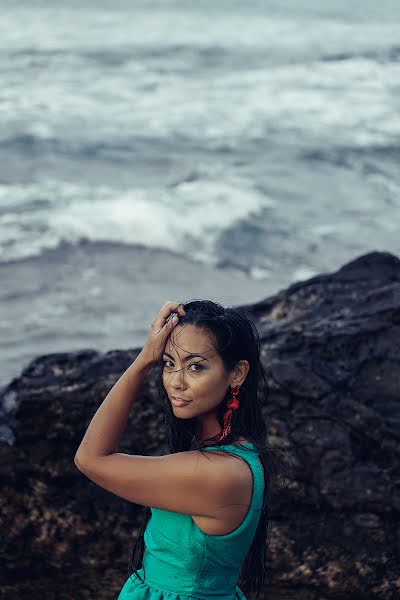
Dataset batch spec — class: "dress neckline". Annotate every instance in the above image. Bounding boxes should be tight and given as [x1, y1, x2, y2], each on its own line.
[201, 442, 255, 449]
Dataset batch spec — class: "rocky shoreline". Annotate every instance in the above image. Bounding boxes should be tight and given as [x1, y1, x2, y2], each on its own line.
[1, 251, 399, 599]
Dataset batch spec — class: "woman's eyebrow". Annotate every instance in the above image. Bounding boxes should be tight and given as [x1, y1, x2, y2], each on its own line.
[163, 351, 209, 362]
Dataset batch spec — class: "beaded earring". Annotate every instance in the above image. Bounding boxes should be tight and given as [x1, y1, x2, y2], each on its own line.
[214, 385, 240, 442]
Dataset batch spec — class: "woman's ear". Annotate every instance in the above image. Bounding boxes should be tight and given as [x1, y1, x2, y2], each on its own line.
[230, 359, 250, 387]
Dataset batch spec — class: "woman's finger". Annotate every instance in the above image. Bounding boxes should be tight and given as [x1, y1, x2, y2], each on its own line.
[155, 301, 185, 328]
[165, 313, 179, 327]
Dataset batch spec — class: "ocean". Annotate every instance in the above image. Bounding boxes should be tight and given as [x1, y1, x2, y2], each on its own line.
[1, 0, 400, 386]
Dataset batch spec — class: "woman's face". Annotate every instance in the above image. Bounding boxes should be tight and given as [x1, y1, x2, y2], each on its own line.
[162, 324, 230, 418]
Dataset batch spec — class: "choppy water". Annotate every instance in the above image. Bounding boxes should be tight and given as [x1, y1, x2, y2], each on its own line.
[1, 0, 400, 387]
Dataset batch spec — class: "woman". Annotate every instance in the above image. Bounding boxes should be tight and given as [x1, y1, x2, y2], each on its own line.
[74, 299, 288, 600]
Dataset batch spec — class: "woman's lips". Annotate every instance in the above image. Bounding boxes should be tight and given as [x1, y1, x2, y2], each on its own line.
[171, 396, 191, 406]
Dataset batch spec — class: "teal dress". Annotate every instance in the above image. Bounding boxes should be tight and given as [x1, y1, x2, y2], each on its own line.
[117, 443, 264, 600]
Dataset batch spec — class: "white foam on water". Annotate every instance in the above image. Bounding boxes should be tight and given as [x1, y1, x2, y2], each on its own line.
[0, 177, 273, 264]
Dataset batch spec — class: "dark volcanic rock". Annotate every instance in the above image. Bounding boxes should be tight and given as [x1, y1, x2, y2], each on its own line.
[1, 250, 399, 599]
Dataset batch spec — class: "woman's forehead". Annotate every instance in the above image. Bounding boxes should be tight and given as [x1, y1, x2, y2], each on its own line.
[166, 325, 216, 357]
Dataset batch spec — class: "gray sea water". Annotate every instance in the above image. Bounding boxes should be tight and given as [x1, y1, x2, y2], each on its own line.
[1, 0, 400, 387]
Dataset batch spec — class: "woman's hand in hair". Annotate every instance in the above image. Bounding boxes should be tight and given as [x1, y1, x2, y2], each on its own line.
[139, 301, 186, 366]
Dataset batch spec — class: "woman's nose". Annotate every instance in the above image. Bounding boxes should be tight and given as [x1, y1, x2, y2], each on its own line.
[171, 366, 186, 388]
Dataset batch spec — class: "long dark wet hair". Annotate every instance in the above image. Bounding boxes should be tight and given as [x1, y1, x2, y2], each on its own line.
[126, 299, 291, 599]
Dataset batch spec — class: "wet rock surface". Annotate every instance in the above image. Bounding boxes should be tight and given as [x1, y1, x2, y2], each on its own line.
[1, 251, 399, 599]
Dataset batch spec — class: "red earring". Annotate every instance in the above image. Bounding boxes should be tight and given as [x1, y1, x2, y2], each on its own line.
[214, 385, 240, 442]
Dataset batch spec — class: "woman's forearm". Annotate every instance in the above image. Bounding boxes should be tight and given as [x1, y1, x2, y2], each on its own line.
[74, 350, 155, 464]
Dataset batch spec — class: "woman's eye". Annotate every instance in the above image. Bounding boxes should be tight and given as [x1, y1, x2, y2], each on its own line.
[162, 361, 203, 371]
[189, 363, 203, 371]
